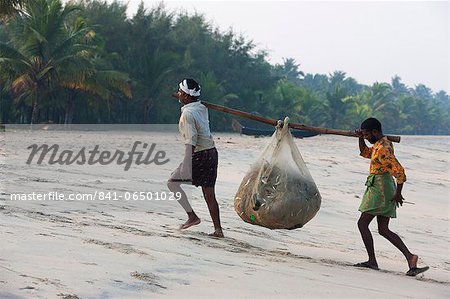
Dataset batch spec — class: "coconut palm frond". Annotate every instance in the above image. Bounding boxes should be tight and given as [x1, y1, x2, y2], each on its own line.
[11, 73, 33, 93]
[0, 0, 25, 16]
[95, 70, 132, 98]
[51, 28, 94, 57]
[0, 42, 29, 62]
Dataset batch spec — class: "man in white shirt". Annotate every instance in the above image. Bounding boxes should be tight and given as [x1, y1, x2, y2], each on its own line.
[167, 78, 224, 238]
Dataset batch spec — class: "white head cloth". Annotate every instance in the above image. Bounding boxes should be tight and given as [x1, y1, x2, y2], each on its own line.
[179, 79, 201, 97]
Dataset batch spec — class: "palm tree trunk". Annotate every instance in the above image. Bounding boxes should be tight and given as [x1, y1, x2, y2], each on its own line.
[31, 96, 40, 124]
[64, 91, 76, 124]
[31, 84, 46, 124]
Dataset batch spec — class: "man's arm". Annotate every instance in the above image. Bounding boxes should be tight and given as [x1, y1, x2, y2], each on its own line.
[359, 137, 367, 154]
[378, 144, 406, 207]
[355, 129, 372, 158]
[179, 112, 197, 180]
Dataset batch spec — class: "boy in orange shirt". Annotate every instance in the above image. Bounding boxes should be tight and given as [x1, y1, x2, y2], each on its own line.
[355, 118, 428, 276]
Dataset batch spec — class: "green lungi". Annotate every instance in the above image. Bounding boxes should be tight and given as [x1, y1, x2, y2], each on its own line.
[359, 173, 397, 218]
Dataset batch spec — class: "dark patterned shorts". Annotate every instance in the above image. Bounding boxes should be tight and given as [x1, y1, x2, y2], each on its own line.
[192, 147, 218, 187]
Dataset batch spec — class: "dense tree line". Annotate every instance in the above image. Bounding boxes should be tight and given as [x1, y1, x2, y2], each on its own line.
[1, 0, 448, 134]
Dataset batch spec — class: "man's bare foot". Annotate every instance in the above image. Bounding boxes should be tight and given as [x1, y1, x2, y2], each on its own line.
[180, 217, 201, 230]
[208, 229, 224, 238]
[408, 254, 418, 269]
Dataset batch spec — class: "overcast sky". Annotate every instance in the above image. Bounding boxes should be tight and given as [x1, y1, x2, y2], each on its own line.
[117, 1, 449, 93]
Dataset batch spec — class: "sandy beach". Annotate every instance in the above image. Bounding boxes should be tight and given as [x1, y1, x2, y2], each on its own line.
[0, 128, 449, 298]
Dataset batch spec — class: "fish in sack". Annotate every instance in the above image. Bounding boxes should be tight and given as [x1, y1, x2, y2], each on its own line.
[234, 118, 321, 229]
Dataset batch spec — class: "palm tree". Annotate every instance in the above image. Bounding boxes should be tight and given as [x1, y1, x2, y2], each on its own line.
[391, 75, 409, 95]
[0, 0, 97, 123]
[60, 55, 132, 124]
[348, 83, 393, 126]
[301, 73, 328, 94]
[292, 87, 324, 126]
[0, 0, 27, 17]
[1, 0, 131, 124]
[322, 71, 354, 128]
[273, 58, 305, 83]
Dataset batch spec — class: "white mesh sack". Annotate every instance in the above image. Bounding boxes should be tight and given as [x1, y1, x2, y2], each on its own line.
[234, 117, 321, 229]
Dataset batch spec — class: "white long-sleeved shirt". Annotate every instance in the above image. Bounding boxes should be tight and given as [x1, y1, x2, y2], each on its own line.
[179, 101, 215, 152]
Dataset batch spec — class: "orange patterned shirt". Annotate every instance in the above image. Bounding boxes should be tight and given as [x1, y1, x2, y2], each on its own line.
[360, 136, 406, 184]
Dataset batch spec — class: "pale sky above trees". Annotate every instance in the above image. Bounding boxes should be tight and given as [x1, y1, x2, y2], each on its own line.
[117, 0, 448, 93]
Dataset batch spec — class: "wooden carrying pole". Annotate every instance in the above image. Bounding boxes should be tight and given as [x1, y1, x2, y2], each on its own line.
[171, 94, 401, 143]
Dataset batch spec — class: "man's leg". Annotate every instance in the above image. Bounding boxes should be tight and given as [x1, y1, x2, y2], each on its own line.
[201, 186, 223, 237]
[167, 167, 200, 229]
[377, 216, 416, 267]
[356, 212, 378, 269]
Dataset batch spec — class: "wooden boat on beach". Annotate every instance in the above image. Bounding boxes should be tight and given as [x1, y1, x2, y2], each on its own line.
[232, 120, 319, 138]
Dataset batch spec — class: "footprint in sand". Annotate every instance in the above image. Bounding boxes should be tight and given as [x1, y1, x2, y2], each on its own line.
[130, 271, 166, 289]
[84, 239, 149, 256]
[57, 294, 81, 299]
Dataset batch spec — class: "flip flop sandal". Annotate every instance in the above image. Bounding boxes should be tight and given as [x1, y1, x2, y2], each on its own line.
[406, 266, 429, 276]
[354, 261, 379, 270]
